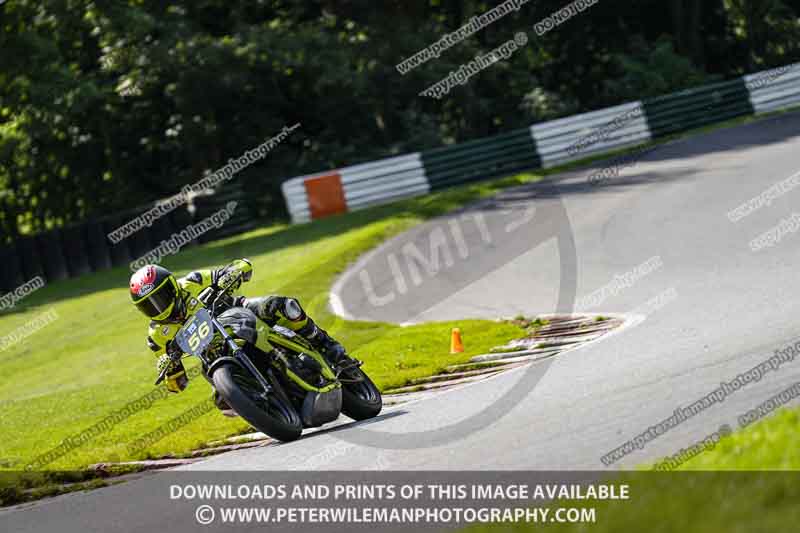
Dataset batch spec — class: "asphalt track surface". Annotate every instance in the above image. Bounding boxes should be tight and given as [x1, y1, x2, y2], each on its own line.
[4, 111, 800, 531]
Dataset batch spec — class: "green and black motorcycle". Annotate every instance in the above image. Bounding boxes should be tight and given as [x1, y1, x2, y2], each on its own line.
[155, 281, 382, 442]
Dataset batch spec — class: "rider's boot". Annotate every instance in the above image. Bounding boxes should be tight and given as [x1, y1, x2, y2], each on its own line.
[296, 319, 348, 366]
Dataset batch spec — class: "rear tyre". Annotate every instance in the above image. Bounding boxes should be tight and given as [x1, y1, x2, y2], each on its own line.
[212, 363, 303, 442]
[340, 367, 382, 421]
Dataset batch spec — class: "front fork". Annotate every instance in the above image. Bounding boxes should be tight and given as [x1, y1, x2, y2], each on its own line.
[208, 315, 273, 396]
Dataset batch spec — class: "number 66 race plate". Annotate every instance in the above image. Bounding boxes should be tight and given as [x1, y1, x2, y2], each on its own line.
[175, 308, 214, 356]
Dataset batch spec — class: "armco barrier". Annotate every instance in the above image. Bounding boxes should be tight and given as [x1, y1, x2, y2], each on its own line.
[531, 101, 650, 169]
[746, 64, 800, 114]
[282, 153, 430, 223]
[282, 61, 800, 224]
[423, 128, 540, 190]
[642, 78, 754, 138]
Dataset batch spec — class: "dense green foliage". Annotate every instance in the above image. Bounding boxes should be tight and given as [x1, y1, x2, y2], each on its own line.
[2, 0, 800, 239]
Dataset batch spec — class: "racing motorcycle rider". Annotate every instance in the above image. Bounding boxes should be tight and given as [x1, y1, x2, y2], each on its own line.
[129, 259, 347, 416]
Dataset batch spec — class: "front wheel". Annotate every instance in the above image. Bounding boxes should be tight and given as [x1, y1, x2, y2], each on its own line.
[212, 363, 303, 442]
[340, 366, 382, 421]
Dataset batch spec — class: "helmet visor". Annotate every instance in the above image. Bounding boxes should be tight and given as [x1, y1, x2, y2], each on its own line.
[134, 280, 177, 318]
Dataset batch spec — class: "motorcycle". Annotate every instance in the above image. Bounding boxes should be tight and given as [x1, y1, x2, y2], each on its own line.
[155, 277, 382, 442]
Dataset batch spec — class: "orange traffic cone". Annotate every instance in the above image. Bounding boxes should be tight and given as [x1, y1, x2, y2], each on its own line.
[450, 328, 464, 354]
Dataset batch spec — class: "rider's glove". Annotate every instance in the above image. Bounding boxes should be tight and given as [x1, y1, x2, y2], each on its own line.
[157, 353, 188, 393]
[215, 259, 253, 293]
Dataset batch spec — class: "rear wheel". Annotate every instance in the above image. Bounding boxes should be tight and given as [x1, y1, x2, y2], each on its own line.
[212, 363, 303, 442]
[340, 366, 382, 421]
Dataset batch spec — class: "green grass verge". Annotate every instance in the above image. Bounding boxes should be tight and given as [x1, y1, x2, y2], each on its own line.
[0, 170, 546, 475]
[675, 407, 800, 470]
[464, 410, 800, 533]
[465, 472, 800, 533]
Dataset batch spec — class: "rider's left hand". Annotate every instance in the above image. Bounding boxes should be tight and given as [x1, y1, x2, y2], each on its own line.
[157, 354, 188, 393]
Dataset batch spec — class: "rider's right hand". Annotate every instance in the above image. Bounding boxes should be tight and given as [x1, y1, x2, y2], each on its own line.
[214, 259, 253, 292]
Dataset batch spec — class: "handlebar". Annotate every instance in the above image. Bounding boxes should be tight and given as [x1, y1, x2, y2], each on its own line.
[199, 272, 243, 314]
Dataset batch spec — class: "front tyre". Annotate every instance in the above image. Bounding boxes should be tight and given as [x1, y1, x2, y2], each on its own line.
[340, 367, 382, 421]
[212, 363, 303, 442]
